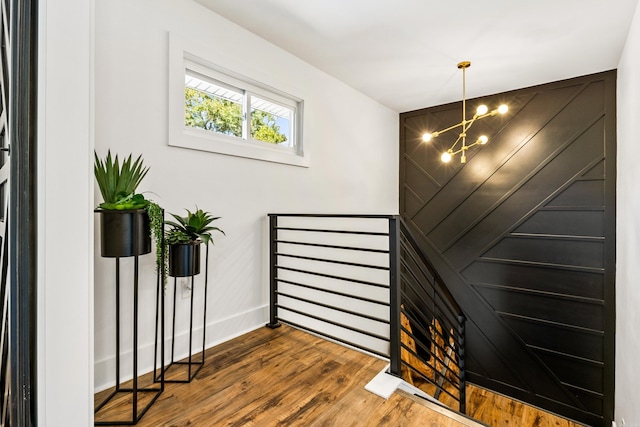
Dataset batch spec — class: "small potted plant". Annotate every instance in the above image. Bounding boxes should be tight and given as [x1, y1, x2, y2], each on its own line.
[164, 208, 224, 277]
[94, 150, 163, 259]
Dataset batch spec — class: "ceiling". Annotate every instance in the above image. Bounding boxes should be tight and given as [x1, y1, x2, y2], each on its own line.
[194, 0, 639, 112]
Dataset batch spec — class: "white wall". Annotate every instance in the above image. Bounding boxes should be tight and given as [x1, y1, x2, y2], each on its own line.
[616, 1, 640, 426]
[37, 0, 640, 423]
[93, 0, 398, 391]
[39, 0, 94, 425]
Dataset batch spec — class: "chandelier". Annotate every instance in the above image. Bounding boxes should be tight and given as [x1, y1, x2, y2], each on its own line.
[422, 61, 508, 163]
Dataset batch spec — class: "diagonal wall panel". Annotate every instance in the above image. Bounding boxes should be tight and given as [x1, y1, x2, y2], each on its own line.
[400, 71, 616, 427]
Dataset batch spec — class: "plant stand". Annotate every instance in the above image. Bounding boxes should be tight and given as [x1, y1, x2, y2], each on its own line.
[156, 245, 209, 383]
[94, 255, 165, 425]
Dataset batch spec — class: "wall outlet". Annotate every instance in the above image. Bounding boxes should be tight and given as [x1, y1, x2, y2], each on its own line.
[181, 278, 192, 299]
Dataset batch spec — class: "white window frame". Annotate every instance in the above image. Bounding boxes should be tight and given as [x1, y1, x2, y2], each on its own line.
[169, 33, 307, 167]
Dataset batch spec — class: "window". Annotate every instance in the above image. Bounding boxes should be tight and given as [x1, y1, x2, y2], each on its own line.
[184, 70, 295, 148]
[169, 34, 307, 167]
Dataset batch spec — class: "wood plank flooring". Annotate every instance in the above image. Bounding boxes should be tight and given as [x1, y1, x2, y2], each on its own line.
[405, 366, 585, 426]
[466, 384, 585, 427]
[94, 325, 583, 427]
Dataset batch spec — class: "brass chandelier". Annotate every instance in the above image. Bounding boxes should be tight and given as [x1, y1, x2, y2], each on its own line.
[422, 61, 508, 163]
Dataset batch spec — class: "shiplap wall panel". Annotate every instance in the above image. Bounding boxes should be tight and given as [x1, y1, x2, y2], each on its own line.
[399, 71, 616, 427]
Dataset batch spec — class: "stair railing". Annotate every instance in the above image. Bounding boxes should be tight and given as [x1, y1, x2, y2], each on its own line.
[398, 219, 466, 413]
[267, 214, 465, 413]
[267, 214, 397, 359]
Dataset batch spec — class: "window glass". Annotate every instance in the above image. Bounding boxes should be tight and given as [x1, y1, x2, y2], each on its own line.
[250, 96, 292, 147]
[185, 73, 243, 138]
[184, 69, 299, 152]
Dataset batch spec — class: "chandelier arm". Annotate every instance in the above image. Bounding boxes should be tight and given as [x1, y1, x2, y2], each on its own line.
[449, 146, 466, 156]
[431, 120, 465, 137]
[475, 112, 496, 120]
[449, 138, 484, 156]
[463, 116, 480, 134]
[466, 139, 485, 151]
[463, 110, 501, 136]
[448, 134, 464, 152]
[429, 105, 498, 139]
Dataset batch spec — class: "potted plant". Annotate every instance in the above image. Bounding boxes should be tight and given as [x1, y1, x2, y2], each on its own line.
[165, 208, 224, 277]
[94, 150, 163, 260]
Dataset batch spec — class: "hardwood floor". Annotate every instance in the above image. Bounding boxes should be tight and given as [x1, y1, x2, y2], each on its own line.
[465, 384, 585, 427]
[94, 325, 583, 426]
[405, 365, 586, 426]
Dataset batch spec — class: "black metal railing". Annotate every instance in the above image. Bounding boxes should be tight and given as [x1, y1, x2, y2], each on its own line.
[267, 214, 397, 359]
[399, 219, 466, 413]
[267, 214, 466, 413]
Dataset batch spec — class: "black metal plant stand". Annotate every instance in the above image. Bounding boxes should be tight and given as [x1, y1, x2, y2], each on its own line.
[94, 210, 165, 426]
[156, 244, 209, 383]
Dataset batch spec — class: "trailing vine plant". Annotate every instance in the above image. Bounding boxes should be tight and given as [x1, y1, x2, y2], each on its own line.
[146, 200, 167, 286]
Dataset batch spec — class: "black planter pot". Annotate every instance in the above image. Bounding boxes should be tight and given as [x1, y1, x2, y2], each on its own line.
[98, 209, 151, 258]
[169, 241, 201, 277]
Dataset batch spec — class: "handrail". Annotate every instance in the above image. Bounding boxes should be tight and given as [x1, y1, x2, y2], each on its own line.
[267, 214, 466, 413]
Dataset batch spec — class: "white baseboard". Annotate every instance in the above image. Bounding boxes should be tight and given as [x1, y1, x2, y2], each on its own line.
[94, 304, 268, 392]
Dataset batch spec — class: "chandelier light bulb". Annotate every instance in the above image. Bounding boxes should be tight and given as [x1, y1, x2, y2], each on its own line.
[498, 104, 508, 114]
[422, 133, 433, 142]
[478, 135, 488, 144]
[441, 152, 452, 163]
[476, 105, 488, 116]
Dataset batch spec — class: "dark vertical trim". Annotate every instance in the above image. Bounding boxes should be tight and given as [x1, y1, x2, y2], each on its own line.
[388, 216, 401, 376]
[8, 0, 37, 425]
[602, 70, 617, 426]
[266, 215, 280, 328]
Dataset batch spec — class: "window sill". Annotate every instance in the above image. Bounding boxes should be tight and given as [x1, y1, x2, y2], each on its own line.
[169, 128, 310, 167]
